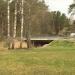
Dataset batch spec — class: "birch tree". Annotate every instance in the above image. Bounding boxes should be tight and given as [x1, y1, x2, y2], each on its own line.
[12, 0, 18, 49]
[7, 0, 10, 38]
[20, 0, 24, 48]
[7, 0, 13, 49]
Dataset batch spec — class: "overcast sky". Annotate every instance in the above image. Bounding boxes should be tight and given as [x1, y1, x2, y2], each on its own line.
[44, 0, 73, 17]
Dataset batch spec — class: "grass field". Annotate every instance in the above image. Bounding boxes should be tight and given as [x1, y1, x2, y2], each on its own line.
[0, 46, 75, 75]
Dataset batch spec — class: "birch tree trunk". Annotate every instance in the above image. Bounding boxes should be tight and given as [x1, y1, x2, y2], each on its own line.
[12, 0, 17, 49]
[7, 1, 10, 49]
[7, 1, 10, 38]
[20, 0, 24, 48]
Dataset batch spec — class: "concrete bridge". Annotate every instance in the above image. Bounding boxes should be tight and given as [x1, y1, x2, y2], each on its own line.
[9, 36, 75, 48]
[22, 36, 74, 47]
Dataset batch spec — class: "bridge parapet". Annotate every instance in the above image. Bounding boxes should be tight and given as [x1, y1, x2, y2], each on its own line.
[23, 36, 75, 41]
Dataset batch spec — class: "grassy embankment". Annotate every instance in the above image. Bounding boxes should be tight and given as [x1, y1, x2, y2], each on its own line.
[0, 40, 75, 75]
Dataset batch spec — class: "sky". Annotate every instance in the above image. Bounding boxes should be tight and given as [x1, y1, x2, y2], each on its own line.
[44, 0, 73, 17]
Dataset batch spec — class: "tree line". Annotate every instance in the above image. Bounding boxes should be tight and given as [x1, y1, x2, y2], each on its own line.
[0, 0, 73, 48]
[0, 0, 71, 38]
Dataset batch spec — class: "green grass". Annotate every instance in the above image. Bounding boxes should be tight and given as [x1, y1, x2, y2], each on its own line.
[49, 40, 75, 47]
[0, 46, 75, 75]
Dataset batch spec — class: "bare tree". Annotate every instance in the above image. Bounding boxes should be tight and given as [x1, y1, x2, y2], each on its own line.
[7, 0, 13, 49]
[20, 0, 24, 48]
[12, 0, 18, 49]
[26, 6, 31, 48]
[7, 0, 10, 38]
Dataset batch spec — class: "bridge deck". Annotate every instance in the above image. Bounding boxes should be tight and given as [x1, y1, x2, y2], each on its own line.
[23, 36, 74, 41]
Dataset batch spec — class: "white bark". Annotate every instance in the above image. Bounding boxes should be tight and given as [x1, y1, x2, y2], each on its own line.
[7, 0, 13, 38]
[13, 0, 17, 38]
[7, 1, 10, 38]
[20, 0, 24, 48]
[21, 0, 24, 40]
